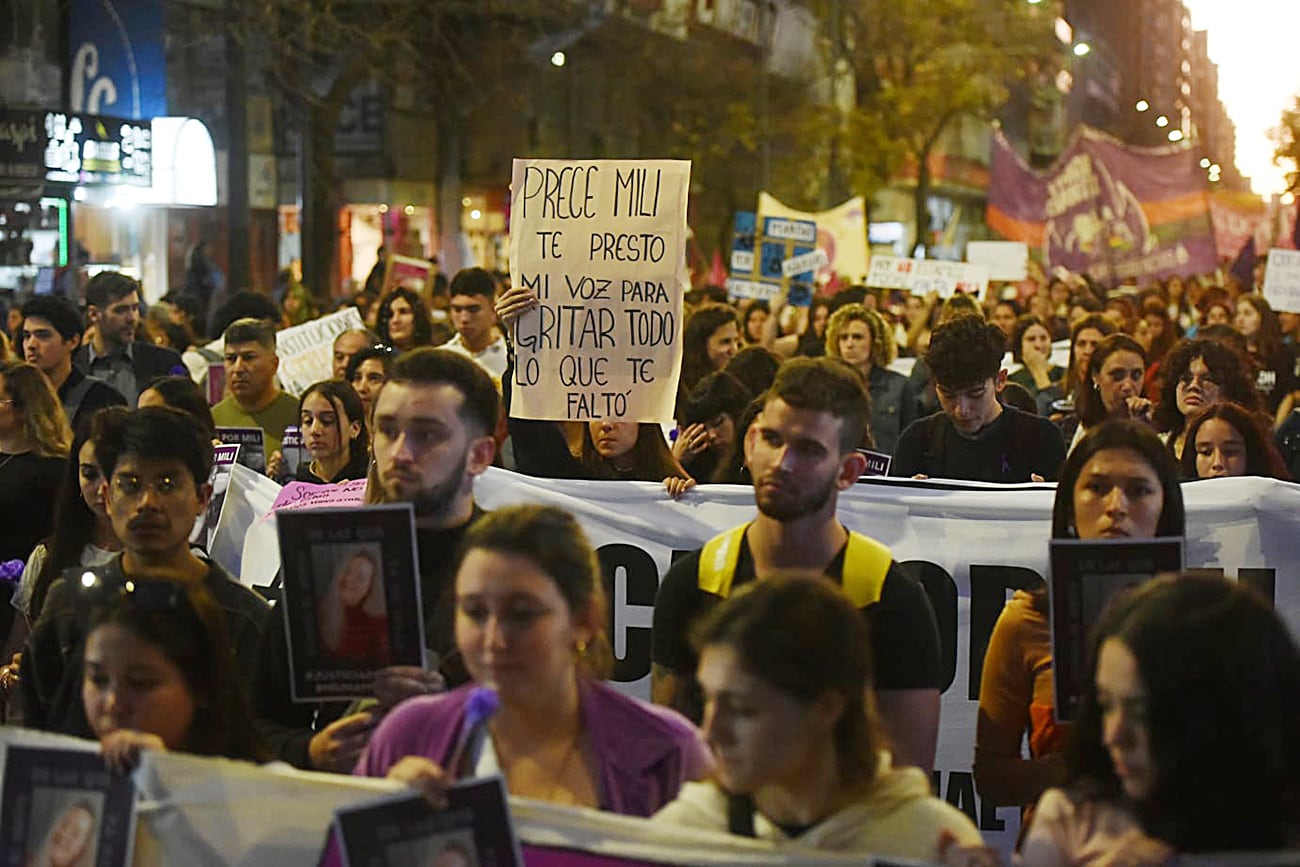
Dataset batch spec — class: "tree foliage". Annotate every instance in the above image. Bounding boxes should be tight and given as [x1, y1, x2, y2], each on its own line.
[1275, 93, 1300, 194]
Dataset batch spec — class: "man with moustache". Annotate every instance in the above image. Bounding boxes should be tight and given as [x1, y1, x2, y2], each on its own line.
[20, 407, 270, 733]
[652, 358, 944, 772]
[211, 318, 299, 459]
[253, 348, 500, 771]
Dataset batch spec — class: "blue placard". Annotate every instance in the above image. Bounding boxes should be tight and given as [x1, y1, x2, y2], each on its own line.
[68, 0, 168, 120]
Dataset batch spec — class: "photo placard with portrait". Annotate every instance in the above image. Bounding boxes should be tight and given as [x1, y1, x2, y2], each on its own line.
[277, 505, 425, 701]
[1049, 537, 1183, 722]
[332, 775, 521, 867]
[191, 443, 239, 549]
[217, 426, 266, 474]
[0, 744, 136, 867]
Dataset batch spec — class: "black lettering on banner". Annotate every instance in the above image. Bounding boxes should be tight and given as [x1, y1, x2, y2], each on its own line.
[564, 274, 611, 301]
[567, 390, 629, 418]
[929, 771, 1009, 831]
[587, 232, 667, 263]
[968, 565, 1046, 701]
[513, 356, 539, 387]
[519, 272, 549, 302]
[596, 543, 659, 682]
[1184, 566, 1277, 608]
[898, 560, 958, 694]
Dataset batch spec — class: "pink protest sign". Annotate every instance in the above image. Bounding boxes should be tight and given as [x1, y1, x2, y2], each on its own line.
[270, 478, 368, 512]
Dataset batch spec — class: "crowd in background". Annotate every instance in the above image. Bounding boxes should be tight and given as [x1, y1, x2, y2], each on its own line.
[0, 254, 1296, 866]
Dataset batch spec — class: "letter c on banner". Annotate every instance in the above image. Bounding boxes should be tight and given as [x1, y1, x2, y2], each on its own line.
[596, 544, 658, 682]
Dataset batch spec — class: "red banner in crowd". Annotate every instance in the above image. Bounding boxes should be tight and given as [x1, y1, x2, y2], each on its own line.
[987, 127, 1217, 284]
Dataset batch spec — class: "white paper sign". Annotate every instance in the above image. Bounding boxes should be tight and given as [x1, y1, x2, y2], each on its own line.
[726, 278, 781, 301]
[730, 249, 754, 272]
[508, 159, 691, 422]
[966, 241, 1029, 281]
[867, 255, 989, 299]
[274, 307, 366, 396]
[781, 248, 829, 277]
[1263, 249, 1300, 314]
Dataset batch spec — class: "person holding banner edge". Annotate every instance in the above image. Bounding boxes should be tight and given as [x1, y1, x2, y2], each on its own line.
[652, 357, 944, 773]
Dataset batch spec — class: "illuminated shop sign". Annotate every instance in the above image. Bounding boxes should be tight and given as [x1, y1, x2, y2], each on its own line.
[43, 112, 152, 186]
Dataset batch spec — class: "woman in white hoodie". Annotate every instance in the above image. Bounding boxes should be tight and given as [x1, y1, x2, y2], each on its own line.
[653, 576, 982, 862]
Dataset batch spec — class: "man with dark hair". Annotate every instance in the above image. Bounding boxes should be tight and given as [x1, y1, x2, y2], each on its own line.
[20, 296, 126, 433]
[74, 271, 184, 403]
[212, 317, 299, 457]
[891, 314, 1065, 482]
[254, 348, 499, 771]
[21, 406, 270, 733]
[439, 267, 507, 385]
[652, 357, 944, 772]
[331, 328, 374, 380]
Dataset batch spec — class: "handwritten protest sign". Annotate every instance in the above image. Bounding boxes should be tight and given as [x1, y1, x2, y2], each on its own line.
[867, 254, 989, 300]
[508, 158, 691, 422]
[275, 307, 365, 396]
[381, 253, 437, 298]
[1263, 249, 1300, 314]
[757, 216, 817, 306]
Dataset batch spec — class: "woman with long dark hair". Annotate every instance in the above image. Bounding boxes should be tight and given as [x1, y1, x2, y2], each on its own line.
[1235, 294, 1296, 416]
[1179, 401, 1290, 480]
[1022, 574, 1300, 860]
[1059, 335, 1150, 451]
[80, 577, 267, 770]
[679, 304, 740, 398]
[0, 362, 71, 564]
[1152, 337, 1260, 460]
[282, 379, 369, 484]
[975, 421, 1185, 841]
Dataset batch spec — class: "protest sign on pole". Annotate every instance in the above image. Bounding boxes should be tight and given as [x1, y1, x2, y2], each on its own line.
[867, 255, 989, 300]
[275, 307, 366, 396]
[758, 192, 869, 284]
[965, 241, 1028, 281]
[507, 158, 691, 422]
[381, 253, 438, 300]
[1263, 248, 1300, 313]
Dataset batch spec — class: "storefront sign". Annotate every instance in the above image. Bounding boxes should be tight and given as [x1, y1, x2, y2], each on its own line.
[69, 0, 167, 120]
[43, 111, 152, 187]
[0, 109, 47, 183]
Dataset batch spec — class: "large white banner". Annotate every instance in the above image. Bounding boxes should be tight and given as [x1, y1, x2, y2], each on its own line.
[507, 158, 691, 423]
[210, 468, 1300, 856]
[475, 470, 1300, 853]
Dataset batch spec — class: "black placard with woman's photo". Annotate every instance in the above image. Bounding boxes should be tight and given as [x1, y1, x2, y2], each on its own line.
[1049, 537, 1184, 722]
[0, 744, 136, 867]
[277, 505, 426, 701]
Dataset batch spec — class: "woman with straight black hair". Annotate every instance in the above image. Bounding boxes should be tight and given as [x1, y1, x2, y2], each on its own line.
[1179, 401, 1290, 480]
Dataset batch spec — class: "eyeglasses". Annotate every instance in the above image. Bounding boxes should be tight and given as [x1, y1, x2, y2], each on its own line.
[110, 473, 189, 500]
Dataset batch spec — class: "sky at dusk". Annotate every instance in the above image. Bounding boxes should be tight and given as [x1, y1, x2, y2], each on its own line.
[1183, 0, 1300, 196]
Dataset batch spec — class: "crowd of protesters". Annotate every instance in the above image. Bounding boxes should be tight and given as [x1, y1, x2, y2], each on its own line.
[0, 257, 1296, 866]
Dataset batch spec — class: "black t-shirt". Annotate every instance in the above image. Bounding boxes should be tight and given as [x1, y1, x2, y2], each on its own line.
[57, 368, 127, 437]
[652, 529, 942, 723]
[252, 508, 484, 768]
[890, 405, 1066, 482]
[0, 451, 65, 563]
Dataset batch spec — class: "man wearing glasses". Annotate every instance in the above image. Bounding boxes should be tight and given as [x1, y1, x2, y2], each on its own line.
[20, 407, 270, 733]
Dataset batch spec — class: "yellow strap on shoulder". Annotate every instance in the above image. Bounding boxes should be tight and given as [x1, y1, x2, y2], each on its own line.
[842, 531, 893, 608]
[697, 523, 750, 598]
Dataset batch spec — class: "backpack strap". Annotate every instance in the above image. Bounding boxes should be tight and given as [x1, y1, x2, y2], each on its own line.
[841, 531, 893, 608]
[726, 792, 757, 837]
[61, 375, 96, 427]
[697, 523, 751, 599]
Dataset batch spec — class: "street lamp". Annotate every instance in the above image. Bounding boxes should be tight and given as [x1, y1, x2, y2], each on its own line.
[1072, 42, 1090, 56]
[550, 51, 566, 67]
[1200, 157, 1211, 168]
[1135, 99, 1150, 112]
[1155, 115, 1169, 128]
[1168, 130, 1184, 142]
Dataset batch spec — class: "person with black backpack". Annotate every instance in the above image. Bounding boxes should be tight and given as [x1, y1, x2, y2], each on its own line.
[891, 314, 1066, 483]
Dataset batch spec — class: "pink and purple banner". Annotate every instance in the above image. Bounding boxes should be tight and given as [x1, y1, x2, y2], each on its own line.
[987, 127, 1217, 284]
